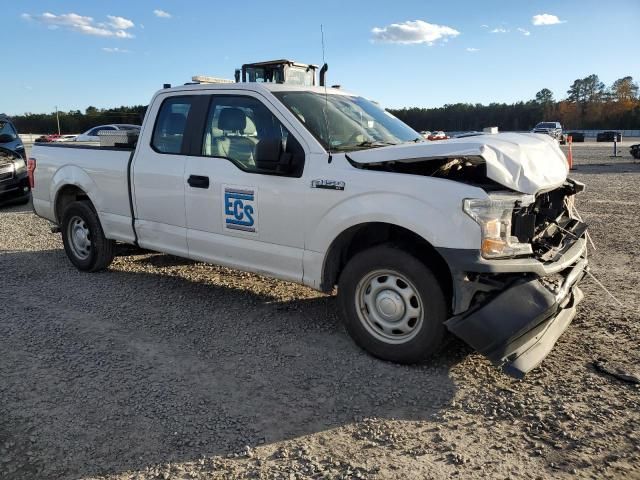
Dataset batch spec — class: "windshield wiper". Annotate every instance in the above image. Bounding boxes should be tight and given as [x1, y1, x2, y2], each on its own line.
[354, 140, 397, 148]
[332, 140, 397, 152]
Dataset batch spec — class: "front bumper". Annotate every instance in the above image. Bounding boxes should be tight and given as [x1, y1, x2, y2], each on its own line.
[0, 172, 31, 204]
[445, 257, 587, 377]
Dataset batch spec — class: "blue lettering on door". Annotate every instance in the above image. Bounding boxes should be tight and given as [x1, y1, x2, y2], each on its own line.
[224, 188, 256, 232]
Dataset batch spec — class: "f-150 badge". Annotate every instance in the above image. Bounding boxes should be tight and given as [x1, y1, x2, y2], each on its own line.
[223, 186, 257, 233]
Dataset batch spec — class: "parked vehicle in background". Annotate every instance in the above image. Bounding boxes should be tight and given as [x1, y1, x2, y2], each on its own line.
[596, 131, 622, 142]
[419, 131, 431, 139]
[35, 134, 62, 143]
[0, 115, 26, 159]
[566, 131, 585, 142]
[29, 78, 589, 377]
[75, 124, 141, 142]
[54, 135, 78, 142]
[630, 144, 640, 159]
[427, 131, 449, 141]
[532, 122, 564, 143]
[0, 146, 30, 205]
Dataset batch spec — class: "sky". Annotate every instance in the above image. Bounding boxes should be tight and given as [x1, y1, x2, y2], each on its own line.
[2, 0, 639, 115]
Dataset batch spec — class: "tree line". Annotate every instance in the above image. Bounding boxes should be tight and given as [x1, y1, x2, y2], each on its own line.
[8, 75, 640, 134]
[11, 105, 147, 135]
[389, 75, 639, 132]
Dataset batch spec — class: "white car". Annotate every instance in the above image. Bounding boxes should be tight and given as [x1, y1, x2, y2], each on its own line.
[53, 135, 78, 142]
[29, 82, 588, 377]
[75, 124, 141, 142]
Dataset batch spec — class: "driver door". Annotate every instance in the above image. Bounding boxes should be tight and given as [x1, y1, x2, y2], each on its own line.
[185, 92, 308, 283]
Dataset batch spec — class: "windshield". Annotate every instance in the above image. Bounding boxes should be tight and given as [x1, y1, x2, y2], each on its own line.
[536, 122, 558, 129]
[273, 91, 421, 151]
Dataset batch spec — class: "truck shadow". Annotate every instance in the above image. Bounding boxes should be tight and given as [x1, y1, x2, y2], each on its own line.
[0, 248, 465, 480]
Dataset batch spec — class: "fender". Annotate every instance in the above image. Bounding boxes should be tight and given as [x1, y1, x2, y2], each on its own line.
[306, 191, 483, 256]
[50, 165, 102, 220]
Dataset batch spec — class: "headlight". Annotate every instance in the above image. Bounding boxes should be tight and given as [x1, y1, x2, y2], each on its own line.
[463, 193, 535, 259]
[14, 158, 27, 173]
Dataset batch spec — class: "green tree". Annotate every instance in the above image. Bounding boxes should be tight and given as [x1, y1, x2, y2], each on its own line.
[567, 78, 584, 103]
[582, 74, 606, 102]
[535, 88, 554, 104]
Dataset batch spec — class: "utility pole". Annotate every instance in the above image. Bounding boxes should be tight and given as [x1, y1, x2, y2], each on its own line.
[55, 105, 61, 135]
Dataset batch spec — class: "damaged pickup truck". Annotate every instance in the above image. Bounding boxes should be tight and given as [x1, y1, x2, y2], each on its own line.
[30, 83, 588, 377]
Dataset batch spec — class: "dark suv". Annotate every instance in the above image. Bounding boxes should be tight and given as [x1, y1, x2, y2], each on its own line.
[0, 115, 26, 159]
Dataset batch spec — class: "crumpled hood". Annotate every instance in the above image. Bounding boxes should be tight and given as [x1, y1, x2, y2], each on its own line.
[347, 132, 569, 194]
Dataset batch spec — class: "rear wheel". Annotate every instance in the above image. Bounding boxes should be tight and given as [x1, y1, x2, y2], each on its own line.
[337, 245, 448, 364]
[61, 201, 115, 272]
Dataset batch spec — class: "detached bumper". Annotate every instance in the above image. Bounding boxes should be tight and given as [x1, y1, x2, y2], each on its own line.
[445, 258, 587, 377]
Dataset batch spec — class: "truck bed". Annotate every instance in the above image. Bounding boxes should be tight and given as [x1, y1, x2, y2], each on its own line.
[31, 142, 137, 244]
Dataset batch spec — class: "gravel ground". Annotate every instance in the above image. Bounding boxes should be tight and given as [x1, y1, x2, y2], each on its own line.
[1, 145, 639, 480]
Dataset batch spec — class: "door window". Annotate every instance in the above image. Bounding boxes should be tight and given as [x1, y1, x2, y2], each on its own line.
[201, 96, 304, 176]
[152, 97, 194, 154]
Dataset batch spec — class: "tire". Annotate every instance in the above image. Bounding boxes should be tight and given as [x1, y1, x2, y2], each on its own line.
[337, 245, 448, 364]
[61, 200, 115, 272]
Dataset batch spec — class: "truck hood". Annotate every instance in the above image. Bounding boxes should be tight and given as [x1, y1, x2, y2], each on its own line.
[346, 132, 568, 194]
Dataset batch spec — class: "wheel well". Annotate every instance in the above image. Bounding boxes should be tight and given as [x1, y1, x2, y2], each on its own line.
[55, 185, 90, 223]
[321, 223, 453, 304]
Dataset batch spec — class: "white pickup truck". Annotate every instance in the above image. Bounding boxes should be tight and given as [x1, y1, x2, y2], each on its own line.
[30, 82, 588, 377]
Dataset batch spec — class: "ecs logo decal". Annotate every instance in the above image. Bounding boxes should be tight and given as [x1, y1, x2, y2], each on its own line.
[224, 186, 257, 233]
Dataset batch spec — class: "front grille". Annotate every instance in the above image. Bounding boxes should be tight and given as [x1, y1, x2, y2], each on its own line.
[0, 163, 14, 182]
[512, 183, 587, 262]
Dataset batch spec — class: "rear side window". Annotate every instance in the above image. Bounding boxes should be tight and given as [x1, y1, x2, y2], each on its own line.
[152, 96, 194, 154]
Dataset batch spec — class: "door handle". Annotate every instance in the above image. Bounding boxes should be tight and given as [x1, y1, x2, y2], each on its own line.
[188, 175, 209, 189]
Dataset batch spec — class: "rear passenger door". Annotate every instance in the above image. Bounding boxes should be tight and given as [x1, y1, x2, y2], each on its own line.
[184, 92, 308, 283]
[132, 95, 198, 257]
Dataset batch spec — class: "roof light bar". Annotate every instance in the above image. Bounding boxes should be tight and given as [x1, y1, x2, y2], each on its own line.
[191, 75, 235, 84]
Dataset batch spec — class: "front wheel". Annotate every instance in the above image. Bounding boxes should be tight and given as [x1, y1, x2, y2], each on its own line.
[337, 245, 448, 364]
[61, 201, 115, 272]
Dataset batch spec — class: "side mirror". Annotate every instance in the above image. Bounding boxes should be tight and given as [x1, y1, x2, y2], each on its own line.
[255, 138, 285, 171]
[255, 137, 304, 175]
[0, 133, 16, 143]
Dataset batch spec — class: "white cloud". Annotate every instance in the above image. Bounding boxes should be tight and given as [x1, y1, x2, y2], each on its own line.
[532, 14, 566, 26]
[480, 24, 489, 28]
[107, 15, 134, 30]
[517, 27, 531, 36]
[490, 27, 509, 33]
[371, 20, 460, 45]
[102, 47, 131, 53]
[153, 9, 172, 18]
[466, 47, 479, 52]
[22, 12, 135, 38]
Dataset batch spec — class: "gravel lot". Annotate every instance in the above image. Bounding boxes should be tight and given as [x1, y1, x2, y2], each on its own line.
[1, 144, 639, 480]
